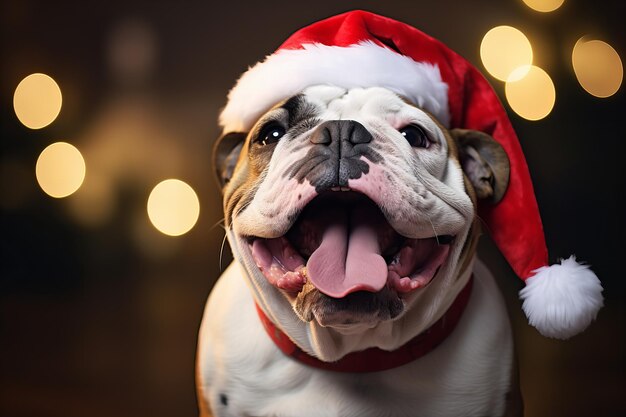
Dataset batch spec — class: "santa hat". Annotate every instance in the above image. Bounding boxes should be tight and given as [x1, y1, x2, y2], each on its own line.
[219, 10, 603, 339]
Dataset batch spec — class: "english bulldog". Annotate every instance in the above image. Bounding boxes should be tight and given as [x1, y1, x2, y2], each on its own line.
[196, 85, 522, 417]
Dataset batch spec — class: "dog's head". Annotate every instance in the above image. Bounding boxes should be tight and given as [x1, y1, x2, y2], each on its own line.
[215, 86, 509, 333]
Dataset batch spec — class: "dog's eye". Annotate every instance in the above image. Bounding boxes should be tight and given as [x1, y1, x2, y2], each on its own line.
[399, 125, 430, 148]
[257, 123, 286, 146]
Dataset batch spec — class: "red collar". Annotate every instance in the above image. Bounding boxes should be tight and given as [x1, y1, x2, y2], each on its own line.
[255, 275, 473, 373]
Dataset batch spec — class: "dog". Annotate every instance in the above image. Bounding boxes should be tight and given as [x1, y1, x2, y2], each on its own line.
[196, 84, 523, 417]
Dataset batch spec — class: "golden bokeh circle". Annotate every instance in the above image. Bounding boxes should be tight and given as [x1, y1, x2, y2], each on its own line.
[14, 73, 63, 129]
[36, 142, 86, 198]
[572, 39, 623, 98]
[147, 179, 200, 236]
[480, 26, 534, 82]
[522, 0, 565, 13]
[505, 65, 556, 121]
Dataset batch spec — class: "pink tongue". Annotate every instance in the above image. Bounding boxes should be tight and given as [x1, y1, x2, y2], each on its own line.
[306, 203, 388, 298]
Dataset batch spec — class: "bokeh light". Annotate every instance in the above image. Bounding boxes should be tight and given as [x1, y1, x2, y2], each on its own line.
[13, 73, 63, 129]
[505, 65, 556, 120]
[522, 0, 565, 13]
[480, 26, 534, 82]
[36, 142, 86, 198]
[572, 38, 623, 98]
[147, 179, 200, 236]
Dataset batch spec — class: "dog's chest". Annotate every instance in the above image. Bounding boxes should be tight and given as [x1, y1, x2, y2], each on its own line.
[197, 262, 513, 417]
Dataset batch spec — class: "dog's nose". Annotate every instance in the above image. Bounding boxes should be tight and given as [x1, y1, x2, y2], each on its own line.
[302, 120, 376, 189]
[310, 120, 373, 147]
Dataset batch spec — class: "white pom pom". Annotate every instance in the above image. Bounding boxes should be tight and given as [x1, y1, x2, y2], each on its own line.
[520, 255, 603, 339]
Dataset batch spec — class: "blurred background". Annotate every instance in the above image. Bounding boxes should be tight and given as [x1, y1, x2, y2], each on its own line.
[1, 0, 624, 416]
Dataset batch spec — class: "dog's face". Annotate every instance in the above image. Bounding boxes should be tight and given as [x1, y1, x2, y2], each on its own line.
[215, 86, 509, 332]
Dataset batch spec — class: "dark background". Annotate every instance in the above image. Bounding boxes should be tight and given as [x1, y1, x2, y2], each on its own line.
[1, 1, 624, 416]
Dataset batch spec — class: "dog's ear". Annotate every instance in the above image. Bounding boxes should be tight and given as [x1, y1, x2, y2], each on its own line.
[451, 129, 510, 204]
[212, 131, 247, 189]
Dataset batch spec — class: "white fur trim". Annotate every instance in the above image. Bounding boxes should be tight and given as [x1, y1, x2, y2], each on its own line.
[520, 256, 603, 339]
[219, 41, 450, 132]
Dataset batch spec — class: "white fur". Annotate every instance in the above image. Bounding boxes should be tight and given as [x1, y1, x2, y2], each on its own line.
[219, 41, 450, 132]
[520, 255, 603, 339]
[197, 258, 513, 417]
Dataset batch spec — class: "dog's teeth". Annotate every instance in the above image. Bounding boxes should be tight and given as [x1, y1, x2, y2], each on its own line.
[331, 186, 341, 191]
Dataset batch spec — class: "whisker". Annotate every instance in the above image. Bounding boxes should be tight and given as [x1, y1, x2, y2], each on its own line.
[219, 230, 229, 272]
[210, 218, 225, 232]
[231, 205, 244, 222]
[218, 200, 251, 271]
[232, 199, 251, 222]
[426, 214, 441, 245]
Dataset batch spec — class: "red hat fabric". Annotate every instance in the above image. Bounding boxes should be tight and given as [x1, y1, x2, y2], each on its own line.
[219, 10, 603, 339]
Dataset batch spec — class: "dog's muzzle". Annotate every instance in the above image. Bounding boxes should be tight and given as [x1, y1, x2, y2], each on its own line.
[242, 118, 455, 325]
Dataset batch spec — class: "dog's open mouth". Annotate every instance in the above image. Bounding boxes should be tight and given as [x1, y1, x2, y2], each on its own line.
[249, 191, 452, 299]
